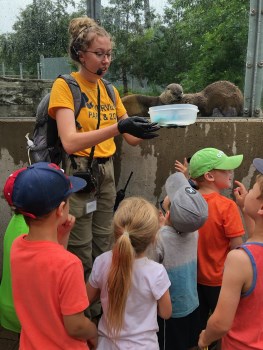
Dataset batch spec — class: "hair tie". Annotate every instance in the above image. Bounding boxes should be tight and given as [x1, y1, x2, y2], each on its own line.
[72, 25, 90, 45]
[77, 26, 89, 37]
[123, 231, 129, 238]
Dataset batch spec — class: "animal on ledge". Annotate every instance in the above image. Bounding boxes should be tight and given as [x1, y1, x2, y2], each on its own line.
[179, 80, 244, 117]
[121, 83, 183, 118]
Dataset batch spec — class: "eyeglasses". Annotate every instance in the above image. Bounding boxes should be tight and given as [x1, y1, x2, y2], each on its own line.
[159, 200, 166, 216]
[84, 51, 115, 61]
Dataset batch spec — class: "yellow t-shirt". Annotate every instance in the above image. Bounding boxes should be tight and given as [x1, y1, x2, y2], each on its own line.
[48, 72, 127, 157]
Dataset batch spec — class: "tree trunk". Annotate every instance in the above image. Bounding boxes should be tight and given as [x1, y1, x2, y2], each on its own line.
[144, 0, 151, 28]
[122, 66, 129, 94]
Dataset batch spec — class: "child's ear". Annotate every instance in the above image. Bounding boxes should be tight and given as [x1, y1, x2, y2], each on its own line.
[164, 210, 173, 226]
[56, 201, 66, 217]
[257, 204, 263, 216]
[204, 172, 214, 182]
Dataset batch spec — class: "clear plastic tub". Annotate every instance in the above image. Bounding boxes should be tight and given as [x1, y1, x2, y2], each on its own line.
[148, 104, 198, 126]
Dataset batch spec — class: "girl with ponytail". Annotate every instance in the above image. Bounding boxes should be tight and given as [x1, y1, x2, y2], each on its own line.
[86, 197, 171, 349]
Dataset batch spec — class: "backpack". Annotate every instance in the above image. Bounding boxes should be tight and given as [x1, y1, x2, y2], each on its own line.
[26, 74, 116, 165]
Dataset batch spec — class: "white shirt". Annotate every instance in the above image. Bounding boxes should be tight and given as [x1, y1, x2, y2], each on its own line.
[89, 250, 171, 350]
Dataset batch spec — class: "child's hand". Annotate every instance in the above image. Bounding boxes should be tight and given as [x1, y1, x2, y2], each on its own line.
[87, 335, 98, 349]
[57, 214, 75, 248]
[174, 158, 189, 178]
[234, 180, 248, 210]
[198, 330, 209, 349]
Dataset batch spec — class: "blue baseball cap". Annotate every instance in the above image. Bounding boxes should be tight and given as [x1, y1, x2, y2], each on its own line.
[253, 158, 263, 174]
[4, 162, 86, 218]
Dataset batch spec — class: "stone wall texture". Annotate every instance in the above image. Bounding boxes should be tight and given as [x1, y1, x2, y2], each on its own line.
[1, 77, 263, 275]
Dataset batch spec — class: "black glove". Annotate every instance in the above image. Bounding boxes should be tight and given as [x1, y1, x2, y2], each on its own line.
[118, 116, 160, 139]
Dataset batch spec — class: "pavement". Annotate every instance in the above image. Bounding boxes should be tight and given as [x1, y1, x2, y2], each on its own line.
[0, 325, 19, 350]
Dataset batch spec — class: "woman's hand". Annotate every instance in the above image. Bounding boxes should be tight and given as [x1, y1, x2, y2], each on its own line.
[118, 116, 160, 139]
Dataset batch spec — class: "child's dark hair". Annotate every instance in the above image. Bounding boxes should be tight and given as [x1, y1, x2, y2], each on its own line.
[19, 198, 69, 225]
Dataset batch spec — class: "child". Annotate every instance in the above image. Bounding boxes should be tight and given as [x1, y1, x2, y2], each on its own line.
[3, 162, 98, 350]
[86, 197, 172, 349]
[154, 172, 208, 350]
[0, 214, 28, 350]
[0, 214, 28, 329]
[189, 148, 245, 336]
[198, 158, 263, 349]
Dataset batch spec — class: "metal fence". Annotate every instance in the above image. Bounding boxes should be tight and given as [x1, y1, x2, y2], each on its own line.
[0, 56, 72, 80]
[0, 62, 39, 80]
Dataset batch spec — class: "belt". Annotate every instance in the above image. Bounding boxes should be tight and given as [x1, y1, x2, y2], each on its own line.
[96, 157, 110, 164]
[71, 154, 110, 164]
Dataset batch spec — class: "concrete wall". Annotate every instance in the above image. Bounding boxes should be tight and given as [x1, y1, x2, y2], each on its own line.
[0, 77, 52, 118]
[1, 76, 263, 276]
[1, 117, 263, 237]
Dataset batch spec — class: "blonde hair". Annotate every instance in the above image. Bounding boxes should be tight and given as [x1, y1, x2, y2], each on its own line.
[68, 16, 113, 63]
[107, 197, 159, 338]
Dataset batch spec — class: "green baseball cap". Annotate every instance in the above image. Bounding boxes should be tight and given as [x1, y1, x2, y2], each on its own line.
[189, 148, 243, 179]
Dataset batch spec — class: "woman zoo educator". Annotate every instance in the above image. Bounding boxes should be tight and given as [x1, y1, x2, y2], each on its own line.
[48, 16, 159, 319]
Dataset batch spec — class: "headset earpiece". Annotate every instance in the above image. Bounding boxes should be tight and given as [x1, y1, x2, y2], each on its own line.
[72, 46, 79, 56]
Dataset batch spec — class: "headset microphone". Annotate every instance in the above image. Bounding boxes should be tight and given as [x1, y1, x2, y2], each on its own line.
[96, 68, 103, 76]
[82, 62, 103, 76]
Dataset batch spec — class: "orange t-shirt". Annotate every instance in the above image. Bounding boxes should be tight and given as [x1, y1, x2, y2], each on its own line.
[11, 235, 89, 349]
[197, 192, 245, 286]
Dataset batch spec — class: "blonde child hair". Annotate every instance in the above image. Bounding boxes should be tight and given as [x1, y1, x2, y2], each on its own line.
[106, 197, 159, 338]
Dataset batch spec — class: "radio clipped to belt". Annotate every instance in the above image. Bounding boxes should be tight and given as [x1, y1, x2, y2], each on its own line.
[72, 84, 101, 194]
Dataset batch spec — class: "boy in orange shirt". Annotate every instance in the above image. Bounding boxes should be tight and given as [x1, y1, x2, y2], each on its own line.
[189, 148, 245, 343]
[198, 158, 263, 350]
[3, 162, 97, 350]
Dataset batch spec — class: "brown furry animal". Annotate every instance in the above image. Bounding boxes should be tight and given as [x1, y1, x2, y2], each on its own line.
[180, 81, 244, 117]
[121, 83, 183, 118]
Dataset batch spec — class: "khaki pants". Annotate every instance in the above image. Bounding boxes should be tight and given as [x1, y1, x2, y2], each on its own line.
[65, 156, 116, 318]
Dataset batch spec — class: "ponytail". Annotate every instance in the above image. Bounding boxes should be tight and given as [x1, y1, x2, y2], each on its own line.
[106, 197, 159, 338]
[106, 232, 134, 338]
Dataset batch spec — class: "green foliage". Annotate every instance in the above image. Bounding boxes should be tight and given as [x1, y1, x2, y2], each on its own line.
[164, 0, 249, 91]
[0, 0, 251, 94]
[101, 0, 156, 93]
[0, 0, 78, 74]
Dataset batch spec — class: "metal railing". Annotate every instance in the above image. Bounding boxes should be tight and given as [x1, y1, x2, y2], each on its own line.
[1, 62, 40, 80]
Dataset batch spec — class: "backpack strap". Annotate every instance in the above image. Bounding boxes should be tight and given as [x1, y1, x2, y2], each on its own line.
[101, 78, 116, 106]
[57, 75, 116, 112]
[57, 74, 83, 125]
